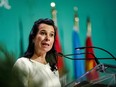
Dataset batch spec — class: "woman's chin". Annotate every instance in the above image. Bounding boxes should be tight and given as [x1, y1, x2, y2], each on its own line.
[42, 48, 51, 53]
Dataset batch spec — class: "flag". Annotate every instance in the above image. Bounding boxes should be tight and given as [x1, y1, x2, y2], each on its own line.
[73, 7, 85, 79]
[73, 28, 85, 79]
[85, 36, 96, 71]
[85, 17, 99, 80]
[55, 30, 64, 69]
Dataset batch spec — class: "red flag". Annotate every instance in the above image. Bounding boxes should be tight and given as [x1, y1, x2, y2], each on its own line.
[55, 30, 64, 69]
[85, 36, 96, 71]
[85, 17, 99, 80]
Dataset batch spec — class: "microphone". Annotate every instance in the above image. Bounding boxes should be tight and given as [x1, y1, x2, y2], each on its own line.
[75, 46, 116, 60]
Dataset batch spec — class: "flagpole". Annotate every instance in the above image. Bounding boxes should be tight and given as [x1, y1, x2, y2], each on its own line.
[50, 2, 64, 69]
[87, 17, 91, 37]
[50, 2, 57, 26]
[50, 2, 67, 86]
[74, 7, 79, 32]
[73, 6, 85, 79]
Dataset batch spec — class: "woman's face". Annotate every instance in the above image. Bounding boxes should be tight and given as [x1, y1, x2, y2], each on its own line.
[33, 23, 55, 54]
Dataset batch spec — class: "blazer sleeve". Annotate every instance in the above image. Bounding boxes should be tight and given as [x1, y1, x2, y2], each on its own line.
[12, 58, 29, 87]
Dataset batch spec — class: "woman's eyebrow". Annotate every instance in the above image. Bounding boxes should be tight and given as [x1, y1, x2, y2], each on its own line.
[40, 30, 46, 31]
[40, 30, 54, 33]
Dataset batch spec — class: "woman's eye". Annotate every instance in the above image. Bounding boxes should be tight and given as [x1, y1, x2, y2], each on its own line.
[50, 33, 54, 37]
[40, 32, 45, 35]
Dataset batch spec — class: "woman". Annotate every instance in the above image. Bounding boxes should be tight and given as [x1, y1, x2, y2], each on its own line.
[12, 18, 61, 87]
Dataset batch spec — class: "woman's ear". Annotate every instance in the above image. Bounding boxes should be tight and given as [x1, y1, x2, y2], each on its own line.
[32, 38, 35, 43]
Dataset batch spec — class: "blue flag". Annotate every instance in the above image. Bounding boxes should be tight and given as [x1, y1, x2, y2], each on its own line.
[73, 28, 85, 79]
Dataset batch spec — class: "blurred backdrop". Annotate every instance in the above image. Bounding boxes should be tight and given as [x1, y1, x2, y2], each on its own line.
[0, 0, 116, 84]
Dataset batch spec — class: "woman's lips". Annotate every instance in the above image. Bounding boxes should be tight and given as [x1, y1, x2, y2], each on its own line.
[42, 43, 49, 46]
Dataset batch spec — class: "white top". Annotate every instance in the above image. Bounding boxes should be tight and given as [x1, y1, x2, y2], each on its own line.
[12, 57, 61, 87]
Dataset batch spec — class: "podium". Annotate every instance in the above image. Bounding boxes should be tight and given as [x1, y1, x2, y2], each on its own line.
[65, 64, 116, 87]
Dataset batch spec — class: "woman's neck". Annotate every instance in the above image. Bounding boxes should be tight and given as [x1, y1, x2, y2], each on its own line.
[31, 52, 47, 64]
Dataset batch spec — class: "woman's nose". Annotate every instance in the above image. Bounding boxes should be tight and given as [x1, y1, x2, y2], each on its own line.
[45, 35, 50, 41]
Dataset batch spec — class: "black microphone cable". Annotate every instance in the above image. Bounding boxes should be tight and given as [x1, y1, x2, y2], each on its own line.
[75, 46, 116, 60]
